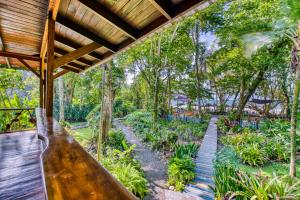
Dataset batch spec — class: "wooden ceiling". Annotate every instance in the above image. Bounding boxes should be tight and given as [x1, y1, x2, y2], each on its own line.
[0, 0, 215, 75]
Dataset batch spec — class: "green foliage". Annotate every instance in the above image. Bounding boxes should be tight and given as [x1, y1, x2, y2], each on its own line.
[265, 136, 290, 162]
[167, 156, 196, 191]
[214, 164, 300, 199]
[260, 119, 300, 152]
[54, 102, 94, 122]
[173, 143, 199, 159]
[113, 97, 136, 118]
[238, 143, 268, 166]
[105, 129, 126, 151]
[101, 147, 148, 198]
[213, 164, 243, 199]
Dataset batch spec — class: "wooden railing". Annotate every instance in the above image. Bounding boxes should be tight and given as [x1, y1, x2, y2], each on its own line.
[35, 108, 137, 200]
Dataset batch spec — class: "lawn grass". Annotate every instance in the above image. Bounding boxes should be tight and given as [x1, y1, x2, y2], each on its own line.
[72, 127, 94, 147]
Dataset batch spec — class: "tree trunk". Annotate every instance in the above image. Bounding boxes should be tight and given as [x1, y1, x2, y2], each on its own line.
[153, 70, 160, 124]
[194, 20, 202, 115]
[237, 69, 268, 119]
[290, 22, 300, 177]
[58, 76, 65, 122]
[97, 64, 106, 161]
[167, 70, 172, 114]
[290, 64, 299, 178]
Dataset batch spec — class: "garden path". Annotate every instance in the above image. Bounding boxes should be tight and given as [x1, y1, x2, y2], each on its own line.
[113, 119, 199, 200]
[184, 116, 218, 200]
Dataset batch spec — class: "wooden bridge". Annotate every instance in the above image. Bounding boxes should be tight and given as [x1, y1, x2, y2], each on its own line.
[0, 0, 216, 199]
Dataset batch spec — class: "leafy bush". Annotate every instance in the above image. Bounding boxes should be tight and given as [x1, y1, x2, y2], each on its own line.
[151, 128, 178, 151]
[102, 135, 148, 198]
[105, 129, 126, 151]
[214, 164, 300, 199]
[113, 97, 136, 118]
[237, 143, 268, 166]
[265, 136, 290, 162]
[173, 143, 199, 158]
[213, 164, 243, 199]
[167, 156, 196, 191]
[102, 148, 148, 198]
[54, 101, 94, 122]
[221, 129, 265, 147]
[232, 173, 300, 199]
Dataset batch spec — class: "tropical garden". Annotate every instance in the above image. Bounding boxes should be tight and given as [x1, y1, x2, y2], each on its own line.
[1, 0, 300, 199]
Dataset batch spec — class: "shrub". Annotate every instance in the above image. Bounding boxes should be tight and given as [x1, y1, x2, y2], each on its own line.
[151, 128, 178, 151]
[214, 164, 300, 199]
[221, 129, 265, 148]
[113, 97, 136, 118]
[105, 129, 126, 150]
[265, 136, 290, 162]
[173, 143, 199, 158]
[213, 164, 242, 199]
[231, 173, 300, 199]
[237, 143, 268, 166]
[102, 152, 148, 198]
[167, 156, 196, 191]
[102, 145, 148, 198]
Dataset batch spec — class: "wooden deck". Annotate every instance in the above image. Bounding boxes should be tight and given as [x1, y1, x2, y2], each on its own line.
[0, 109, 137, 200]
[0, 130, 45, 200]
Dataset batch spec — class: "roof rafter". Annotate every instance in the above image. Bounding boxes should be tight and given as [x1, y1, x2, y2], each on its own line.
[55, 35, 103, 60]
[61, 65, 80, 73]
[0, 32, 11, 68]
[54, 69, 69, 79]
[148, 0, 173, 20]
[56, 14, 117, 52]
[54, 47, 93, 66]
[78, 0, 139, 39]
[18, 58, 40, 77]
[0, 51, 41, 61]
[54, 42, 101, 69]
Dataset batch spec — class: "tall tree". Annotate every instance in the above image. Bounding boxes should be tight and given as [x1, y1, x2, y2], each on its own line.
[286, 0, 300, 178]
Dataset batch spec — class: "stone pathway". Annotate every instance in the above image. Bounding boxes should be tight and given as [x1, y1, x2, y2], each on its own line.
[184, 116, 218, 200]
[113, 119, 199, 200]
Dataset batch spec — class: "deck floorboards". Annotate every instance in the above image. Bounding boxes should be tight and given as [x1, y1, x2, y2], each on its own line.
[0, 130, 45, 200]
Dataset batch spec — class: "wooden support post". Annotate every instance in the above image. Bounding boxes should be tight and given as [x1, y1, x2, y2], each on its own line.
[46, 14, 55, 117]
[39, 60, 44, 108]
[43, 69, 47, 109]
[40, 74, 44, 108]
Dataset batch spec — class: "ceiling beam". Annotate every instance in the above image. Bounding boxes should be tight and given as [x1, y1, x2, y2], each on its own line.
[54, 69, 69, 79]
[53, 55, 85, 70]
[61, 66, 80, 73]
[54, 47, 93, 66]
[0, 51, 41, 61]
[18, 59, 40, 78]
[55, 35, 103, 60]
[148, 0, 173, 20]
[68, 62, 86, 70]
[78, 0, 139, 39]
[54, 42, 101, 69]
[56, 14, 117, 52]
[40, 0, 61, 58]
[0, 32, 11, 68]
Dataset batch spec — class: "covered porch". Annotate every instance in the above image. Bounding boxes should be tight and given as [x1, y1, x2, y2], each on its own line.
[0, 0, 214, 199]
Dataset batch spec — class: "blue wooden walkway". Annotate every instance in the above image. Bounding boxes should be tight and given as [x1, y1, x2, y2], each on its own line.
[184, 116, 218, 200]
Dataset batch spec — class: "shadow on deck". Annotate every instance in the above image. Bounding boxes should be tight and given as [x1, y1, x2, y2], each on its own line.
[0, 130, 45, 200]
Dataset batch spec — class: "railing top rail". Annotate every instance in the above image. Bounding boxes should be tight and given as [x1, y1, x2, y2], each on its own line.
[35, 108, 136, 200]
[0, 108, 35, 111]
